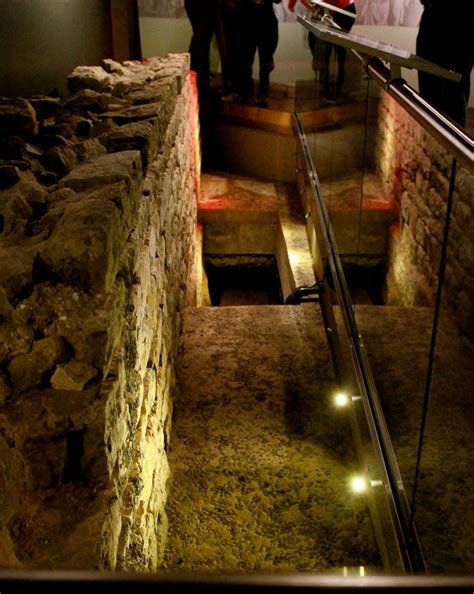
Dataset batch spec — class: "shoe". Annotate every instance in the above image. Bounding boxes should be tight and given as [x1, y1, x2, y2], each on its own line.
[322, 87, 337, 104]
[220, 92, 243, 103]
[256, 82, 269, 107]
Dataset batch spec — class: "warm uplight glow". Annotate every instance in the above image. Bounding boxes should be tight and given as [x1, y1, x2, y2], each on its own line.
[334, 391, 349, 407]
[370, 479, 383, 488]
[288, 251, 305, 268]
[350, 476, 367, 493]
[342, 566, 367, 577]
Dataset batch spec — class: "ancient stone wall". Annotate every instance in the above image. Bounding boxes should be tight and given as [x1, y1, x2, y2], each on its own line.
[375, 93, 474, 338]
[0, 54, 198, 570]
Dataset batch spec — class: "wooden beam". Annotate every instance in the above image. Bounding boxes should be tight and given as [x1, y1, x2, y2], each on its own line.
[110, 0, 141, 62]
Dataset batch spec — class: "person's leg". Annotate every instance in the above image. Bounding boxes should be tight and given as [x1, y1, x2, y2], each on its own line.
[417, 11, 443, 111]
[333, 4, 356, 33]
[332, 4, 355, 98]
[237, 4, 258, 102]
[210, 0, 228, 91]
[335, 45, 346, 96]
[222, 4, 239, 94]
[256, 5, 279, 104]
[184, 0, 198, 71]
[440, 14, 473, 127]
[184, 0, 214, 98]
[308, 32, 328, 94]
[323, 42, 335, 99]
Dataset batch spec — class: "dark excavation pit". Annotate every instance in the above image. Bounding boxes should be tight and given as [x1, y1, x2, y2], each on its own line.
[342, 265, 386, 305]
[205, 256, 283, 307]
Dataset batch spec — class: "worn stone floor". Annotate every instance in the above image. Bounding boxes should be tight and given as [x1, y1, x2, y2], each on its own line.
[163, 165, 473, 577]
[163, 304, 381, 574]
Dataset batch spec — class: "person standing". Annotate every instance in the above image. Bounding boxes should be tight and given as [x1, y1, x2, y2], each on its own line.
[222, 0, 246, 97]
[289, 0, 356, 102]
[238, 0, 282, 106]
[184, 0, 227, 105]
[416, 0, 473, 127]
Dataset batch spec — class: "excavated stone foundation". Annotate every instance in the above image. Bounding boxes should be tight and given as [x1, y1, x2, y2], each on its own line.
[0, 54, 198, 570]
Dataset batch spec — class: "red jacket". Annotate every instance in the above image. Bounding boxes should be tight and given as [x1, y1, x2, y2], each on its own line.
[323, 0, 354, 8]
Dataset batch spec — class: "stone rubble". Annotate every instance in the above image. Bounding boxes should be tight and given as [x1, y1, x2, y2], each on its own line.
[0, 54, 199, 570]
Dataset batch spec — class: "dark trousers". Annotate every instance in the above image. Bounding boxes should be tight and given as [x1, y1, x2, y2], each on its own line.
[309, 3, 356, 97]
[184, 0, 226, 98]
[416, 5, 473, 127]
[222, 3, 245, 93]
[239, 3, 279, 98]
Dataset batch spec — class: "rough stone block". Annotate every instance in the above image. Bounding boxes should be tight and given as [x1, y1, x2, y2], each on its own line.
[8, 336, 67, 395]
[60, 150, 142, 195]
[102, 59, 126, 76]
[21, 433, 68, 489]
[44, 145, 78, 176]
[51, 361, 98, 391]
[123, 81, 175, 108]
[68, 66, 112, 95]
[0, 169, 48, 235]
[101, 103, 164, 123]
[106, 119, 161, 171]
[74, 138, 108, 162]
[38, 187, 127, 293]
[0, 98, 37, 136]
[28, 96, 64, 121]
[0, 58, 198, 573]
[0, 236, 47, 302]
[0, 165, 20, 190]
[66, 89, 124, 113]
[0, 431, 28, 526]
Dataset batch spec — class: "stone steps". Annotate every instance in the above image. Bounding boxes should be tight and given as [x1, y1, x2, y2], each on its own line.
[197, 171, 316, 304]
[163, 304, 381, 573]
[207, 98, 397, 267]
[319, 172, 398, 264]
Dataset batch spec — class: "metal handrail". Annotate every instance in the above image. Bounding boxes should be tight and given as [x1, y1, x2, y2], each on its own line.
[293, 113, 425, 573]
[360, 54, 473, 172]
[298, 16, 474, 173]
[294, 16, 473, 573]
[0, 570, 473, 592]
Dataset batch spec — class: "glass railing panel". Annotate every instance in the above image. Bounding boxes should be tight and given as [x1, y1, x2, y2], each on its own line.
[291, 29, 409, 569]
[294, 13, 474, 575]
[137, 4, 193, 62]
[293, 110, 413, 573]
[354, 81, 473, 574]
[353, 84, 441, 504]
[295, 37, 368, 288]
[408, 157, 474, 575]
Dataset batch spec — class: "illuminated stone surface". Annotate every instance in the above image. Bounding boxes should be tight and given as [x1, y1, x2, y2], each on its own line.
[319, 172, 397, 263]
[0, 54, 198, 571]
[376, 93, 474, 339]
[164, 304, 381, 572]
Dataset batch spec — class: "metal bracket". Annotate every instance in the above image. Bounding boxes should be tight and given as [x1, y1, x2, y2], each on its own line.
[285, 281, 324, 305]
